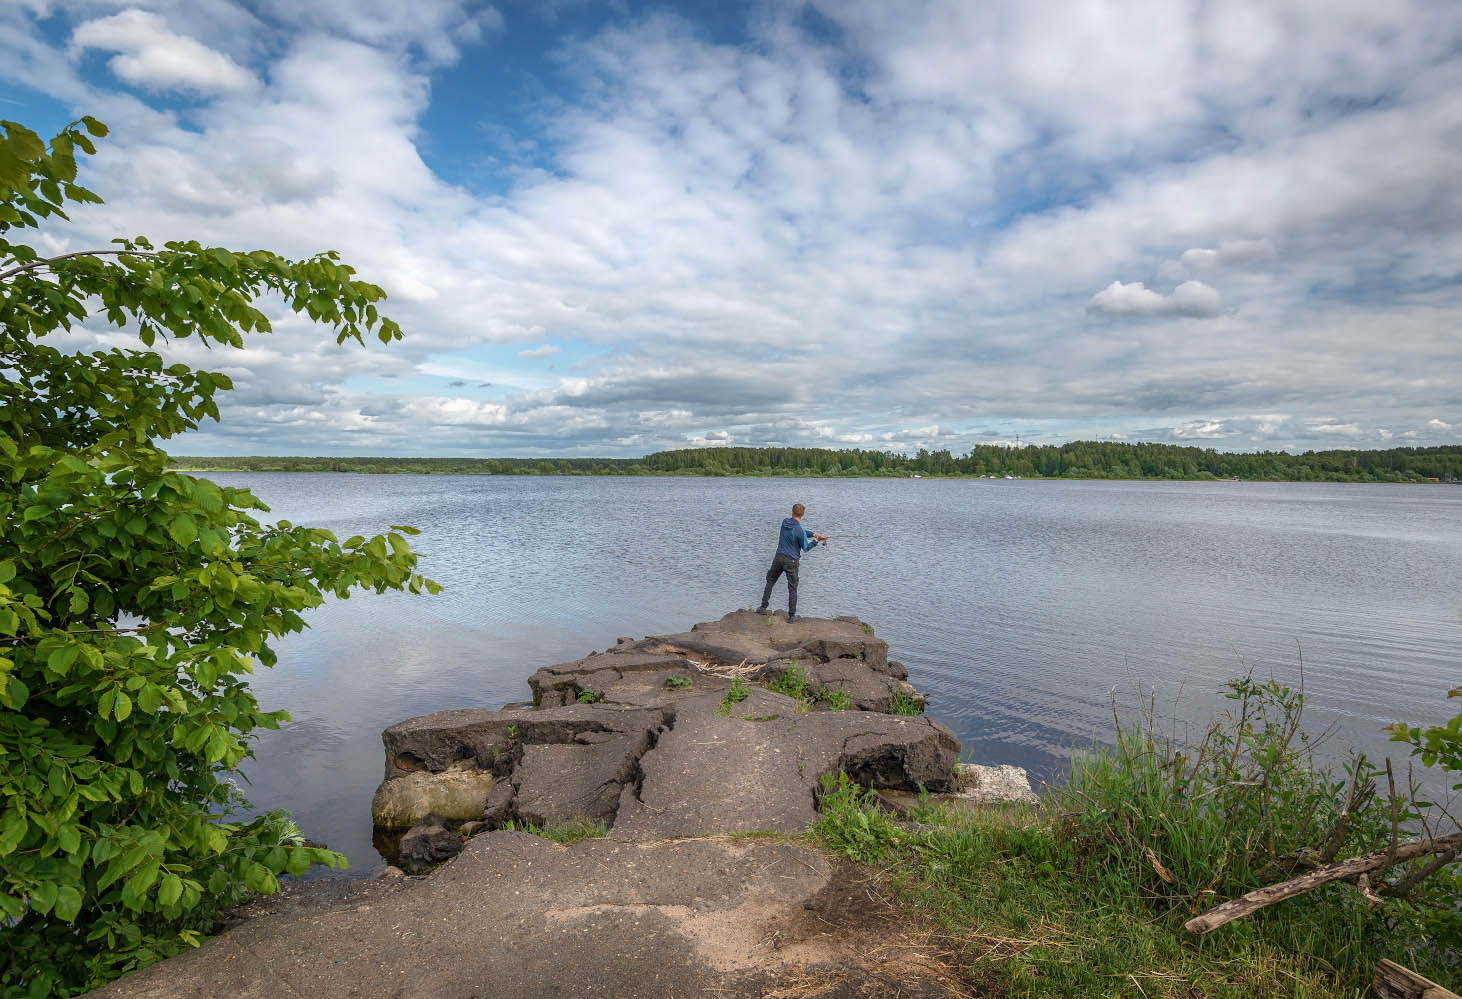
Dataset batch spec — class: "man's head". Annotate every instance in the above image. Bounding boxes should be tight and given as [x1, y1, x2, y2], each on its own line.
[791, 503, 805, 518]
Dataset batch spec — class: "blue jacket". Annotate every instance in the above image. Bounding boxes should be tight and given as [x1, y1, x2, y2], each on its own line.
[775, 517, 818, 560]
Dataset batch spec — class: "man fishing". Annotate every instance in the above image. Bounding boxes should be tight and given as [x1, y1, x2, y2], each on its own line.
[755, 503, 829, 622]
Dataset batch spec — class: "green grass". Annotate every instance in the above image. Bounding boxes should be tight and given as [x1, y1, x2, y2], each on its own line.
[501, 818, 608, 844]
[664, 674, 693, 690]
[811, 674, 1461, 997]
[576, 688, 600, 703]
[816, 685, 852, 710]
[768, 663, 809, 699]
[716, 676, 751, 716]
[891, 689, 924, 715]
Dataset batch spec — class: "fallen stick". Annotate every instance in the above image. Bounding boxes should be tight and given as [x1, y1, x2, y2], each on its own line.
[1372, 958, 1458, 999]
[1184, 831, 1462, 934]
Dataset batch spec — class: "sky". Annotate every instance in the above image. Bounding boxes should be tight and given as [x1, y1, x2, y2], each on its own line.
[4, 0, 1461, 457]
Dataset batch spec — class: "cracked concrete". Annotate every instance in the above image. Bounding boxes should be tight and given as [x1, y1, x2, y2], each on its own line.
[89, 834, 959, 999]
[92, 614, 1028, 998]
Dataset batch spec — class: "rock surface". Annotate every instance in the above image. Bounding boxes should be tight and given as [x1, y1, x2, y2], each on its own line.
[91, 612, 1038, 998]
[395, 814, 461, 875]
[370, 611, 981, 849]
[369, 766, 497, 829]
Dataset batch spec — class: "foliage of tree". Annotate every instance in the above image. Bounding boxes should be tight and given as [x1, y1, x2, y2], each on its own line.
[170, 443, 1462, 482]
[1390, 687, 1462, 792]
[1, 117, 438, 996]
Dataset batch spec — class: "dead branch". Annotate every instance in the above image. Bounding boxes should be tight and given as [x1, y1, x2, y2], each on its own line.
[1372, 958, 1458, 999]
[1184, 830, 1462, 934]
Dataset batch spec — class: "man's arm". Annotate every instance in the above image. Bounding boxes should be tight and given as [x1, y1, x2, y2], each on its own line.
[801, 526, 825, 551]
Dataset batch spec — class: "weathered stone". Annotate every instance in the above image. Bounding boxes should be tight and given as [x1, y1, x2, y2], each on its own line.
[369, 767, 496, 829]
[874, 764, 1039, 818]
[641, 610, 890, 677]
[610, 692, 960, 840]
[954, 763, 1039, 804]
[396, 814, 461, 875]
[379, 865, 406, 879]
[380, 703, 671, 780]
[512, 728, 654, 828]
[482, 780, 515, 828]
[528, 652, 692, 707]
[378, 614, 962, 844]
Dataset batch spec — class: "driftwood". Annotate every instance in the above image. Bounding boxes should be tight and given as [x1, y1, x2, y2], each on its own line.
[1184, 830, 1462, 934]
[1372, 958, 1458, 999]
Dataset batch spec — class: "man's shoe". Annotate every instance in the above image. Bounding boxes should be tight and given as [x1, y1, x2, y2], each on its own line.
[754, 605, 768, 613]
[786, 614, 797, 623]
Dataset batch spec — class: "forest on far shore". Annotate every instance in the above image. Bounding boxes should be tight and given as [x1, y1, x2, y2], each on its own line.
[171, 442, 1462, 483]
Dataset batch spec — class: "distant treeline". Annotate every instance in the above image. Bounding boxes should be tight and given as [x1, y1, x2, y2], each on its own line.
[170, 443, 1462, 482]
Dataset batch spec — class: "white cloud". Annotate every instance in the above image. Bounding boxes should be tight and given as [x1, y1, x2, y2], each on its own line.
[4, 0, 1460, 456]
[1179, 239, 1277, 270]
[1428, 418, 1454, 431]
[71, 9, 256, 95]
[1087, 280, 1223, 318]
[517, 344, 562, 359]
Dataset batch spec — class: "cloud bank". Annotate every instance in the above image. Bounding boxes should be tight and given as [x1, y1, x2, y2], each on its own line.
[2, 0, 1458, 456]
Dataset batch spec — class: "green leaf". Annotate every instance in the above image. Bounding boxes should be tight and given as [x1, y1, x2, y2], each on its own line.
[3, 674, 28, 709]
[158, 873, 183, 907]
[47, 644, 80, 676]
[30, 881, 58, 916]
[169, 513, 199, 547]
[54, 885, 83, 922]
[113, 690, 132, 721]
[284, 846, 312, 876]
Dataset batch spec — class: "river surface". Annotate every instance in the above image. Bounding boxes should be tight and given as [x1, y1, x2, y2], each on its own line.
[206, 474, 1462, 877]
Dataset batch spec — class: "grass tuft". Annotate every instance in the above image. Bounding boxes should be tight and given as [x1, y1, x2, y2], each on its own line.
[501, 818, 608, 844]
[769, 663, 809, 699]
[716, 676, 751, 716]
[891, 689, 924, 715]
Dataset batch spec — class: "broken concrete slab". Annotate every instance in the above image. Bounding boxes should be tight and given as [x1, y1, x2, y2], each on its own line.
[643, 609, 892, 675]
[528, 651, 694, 707]
[511, 727, 654, 828]
[610, 690, 961, 840]
[380, 703, 671, 780]
[374, 613, 973, 855]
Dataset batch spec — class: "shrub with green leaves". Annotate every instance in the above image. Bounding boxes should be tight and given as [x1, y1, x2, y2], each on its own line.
[1052, 675, 1459, 982]
[0, 117, 439, 996]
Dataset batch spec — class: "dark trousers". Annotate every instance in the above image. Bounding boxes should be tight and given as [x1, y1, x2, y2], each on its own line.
[760, 553, 800, 616]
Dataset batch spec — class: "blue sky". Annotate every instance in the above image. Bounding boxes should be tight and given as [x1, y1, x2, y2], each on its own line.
[4, 0, 1461, 456]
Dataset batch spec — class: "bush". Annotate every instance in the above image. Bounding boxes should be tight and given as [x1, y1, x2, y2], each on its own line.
[1050, 674, 1458, 983]
[0, 117, 438, 996]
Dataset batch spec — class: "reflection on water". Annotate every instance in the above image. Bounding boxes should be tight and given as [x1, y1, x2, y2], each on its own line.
[209, 474, 1462, 877]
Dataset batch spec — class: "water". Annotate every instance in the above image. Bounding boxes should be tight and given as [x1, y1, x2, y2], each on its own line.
[207, 474, 1462, 877]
